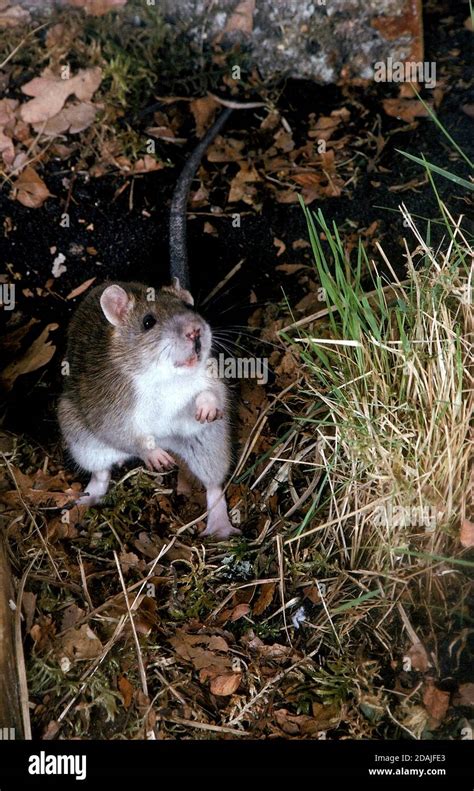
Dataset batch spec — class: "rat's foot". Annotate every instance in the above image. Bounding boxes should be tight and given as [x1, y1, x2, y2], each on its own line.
[201, 515, 241, 540]
[201, 485, 241, 540]
[77, 469, 111, 507]
[195, 391, 223, 423]
[143, 447, 176, 471]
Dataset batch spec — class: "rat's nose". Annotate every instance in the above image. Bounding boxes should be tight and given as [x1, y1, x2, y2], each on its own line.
[185, 326, 201, 341]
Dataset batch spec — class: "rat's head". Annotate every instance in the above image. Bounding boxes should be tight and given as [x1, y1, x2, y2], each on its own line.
[100, 278, 212, 376]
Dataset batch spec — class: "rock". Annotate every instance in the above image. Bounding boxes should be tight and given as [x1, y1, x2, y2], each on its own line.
[158, 0, 423, 84]
[14, 0, 423, 85]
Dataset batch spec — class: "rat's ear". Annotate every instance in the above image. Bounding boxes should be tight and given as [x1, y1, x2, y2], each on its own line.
[100, 285, 134, 326]
[170, 277, 194, 307]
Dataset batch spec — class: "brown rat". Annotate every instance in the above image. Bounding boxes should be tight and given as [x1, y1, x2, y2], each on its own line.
[58, 278, 240, 540]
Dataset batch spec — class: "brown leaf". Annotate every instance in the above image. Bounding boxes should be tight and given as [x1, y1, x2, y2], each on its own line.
[229, 603, 251, 621]
[131, 155, 164, 174]
[273, 237, 286, 257]
[42, 721, 60, 740]
[32, 101, 97, 136]
[22, 591, 37, 633]
[2, 467, 80, 510]
[1, 323, 58, 390]
[20, 67, 102, 124]
[0, 317, 38, 354]
[0, 98, 18, 167]
[190, 95, 219, 138]
[309, 113, 346, 142]
[118, 675, 134, 709]
[60, 624, 103, 661]
[66, 277, 96, 300]
[170, 629, 234, 686]
[207, 136, 245, 163]
[423, 679, 450, 729]
[60, 604, 85, 632]
[253, 582, 276, 616]
[406, 641, 431, 672]
[275, 263, 306, 275]
[12, 166, 52, 208]
[210, 672, 241, 696]
[228, 162, 260, 204]
[382, 98, 430, 122]
[453, 683, 474, 707]
[274, 708, 335, 737]
[460, 519, 474, 548]
[119, 551, 139, 573]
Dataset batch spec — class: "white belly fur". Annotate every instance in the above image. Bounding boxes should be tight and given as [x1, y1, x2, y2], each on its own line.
[132, 366, 211, 441]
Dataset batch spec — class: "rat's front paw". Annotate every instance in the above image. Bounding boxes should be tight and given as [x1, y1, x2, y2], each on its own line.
[195, 391, 223, 423]
[143, 447, 176, 471]
[201, 515, 241, 540]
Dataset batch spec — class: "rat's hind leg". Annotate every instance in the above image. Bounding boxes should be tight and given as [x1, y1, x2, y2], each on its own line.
[59, 396, 129, 506]
[169, 421, 240, 540]
[80, 469, 111, 507]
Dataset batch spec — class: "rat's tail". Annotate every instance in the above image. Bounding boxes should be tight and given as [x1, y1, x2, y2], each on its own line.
[169, 107, 233, 291]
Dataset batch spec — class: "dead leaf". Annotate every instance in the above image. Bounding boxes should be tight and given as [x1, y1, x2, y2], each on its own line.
[225, 0, 254, 35]
[32, 101, 97, 136]
[169, 628, 236, 689]
[60, 624, 103, 661]
[0, 317, 38, 354]
[0, 98, 18, 167]
[12, 167, 51, 208]
[273, 128, 295, 153]
[61, 604, 85, 632]
[190, 95, 219, 138]
[66, 277, 96, 300]
[210, 672, 241, 696]
[274, 707, 338, 737]
[1, 323, 58, 390]
[203, 221, 217, 236]
[275, 263, 307, 275]
[382, 98, 430, 122]
[207, 136, 245, 162]
[253, 583, 276, 616]
[406, 641, 430, 672]
[118, 675, 134, 708]
[292, 239, 311, 250]
[42, 721, 60, 740]
[273, 237, 286, 257]
[228, 162, 261, 204]
[66, 0, 127, 16]
[131, 155, 163, 174]
[22, 591, 37, 633]
[423, 679, 450, 729]
[20, 67, 102, 125]
[460, 519, 474, 548]
[119, 551, 139, 573]
[229, 603, 251, 621]
[453, 683, 474, 707]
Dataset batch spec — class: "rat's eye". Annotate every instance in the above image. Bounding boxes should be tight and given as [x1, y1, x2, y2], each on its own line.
[143, 314, 157, 331]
